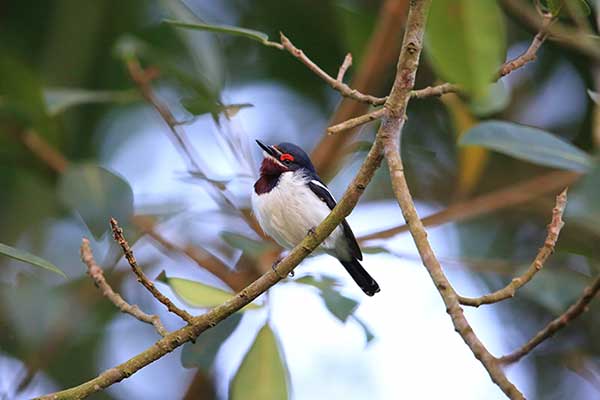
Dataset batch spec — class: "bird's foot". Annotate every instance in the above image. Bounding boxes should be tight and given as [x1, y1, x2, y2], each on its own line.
[307, 226, 317, 236]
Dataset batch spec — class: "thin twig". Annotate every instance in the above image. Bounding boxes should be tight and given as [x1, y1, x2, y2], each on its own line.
[499, 272, 600, 364]
[497, 12, 553, 78]
[280, 33, 387, 106]
[411, 12, 554, 100]
[501, 0, 600, 61]
[81, 238, 168, 336]
[19, 129, 69, 174]
[132, 216, 255, 291]
[336, 53, 353, 82]
[327, 108, 385, 135]
[380, 0, 523, 397]
[459, 189, 567, 307]
[37, 125, 384, 400]
[110, 218, 194, 324]
[359, 170, 580, 242]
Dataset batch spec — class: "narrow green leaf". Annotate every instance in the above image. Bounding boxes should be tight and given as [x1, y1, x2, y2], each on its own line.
[230, 323, 290, 400]
[351, 314, 376, 344]
[321, 288, 359, 322]
[295, 274, 358, 322]
[58, 163, 134, 239]
[0, 243, 66, 277]
[181, 313, 242, 370]
[426, 0, 506, 97]
[164, 20, 271, 45]
[156, 271, 260, 310]
[588, 89, 600, 105]
[221, 232, 274, 258]
[460, 121, 592, 172]
[44, 88, 138, 116]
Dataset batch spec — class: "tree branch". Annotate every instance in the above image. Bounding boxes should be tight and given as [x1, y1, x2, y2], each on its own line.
[379, 0, 523, 397]
[458, 189, 567, 307]
[499, 272, 600, 364]
[111, 218, 194, 324]
[81, 238, 168, 336]
[336, 53, 353, 82]
[38, 124, 384, 400]
[327, 108, 385, 135]
[280, 33, 387, 106]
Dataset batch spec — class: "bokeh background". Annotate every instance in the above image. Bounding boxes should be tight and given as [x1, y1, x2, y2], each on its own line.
[1, 0, 599, 399]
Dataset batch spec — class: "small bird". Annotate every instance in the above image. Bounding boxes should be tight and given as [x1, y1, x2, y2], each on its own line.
[252, 140, 380, 296]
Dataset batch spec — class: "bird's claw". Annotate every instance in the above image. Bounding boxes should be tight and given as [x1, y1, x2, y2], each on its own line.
[307, 227, 316, 236]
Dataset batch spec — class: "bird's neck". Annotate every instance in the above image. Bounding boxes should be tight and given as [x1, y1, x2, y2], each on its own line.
[254, 158, 287, 195]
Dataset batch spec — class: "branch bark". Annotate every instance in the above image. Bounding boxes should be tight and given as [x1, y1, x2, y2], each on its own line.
[379, 0, 522, 398]
[111, 218, 194, 324]
[81, 238, 168, 336]
[458, 189, 567, 307]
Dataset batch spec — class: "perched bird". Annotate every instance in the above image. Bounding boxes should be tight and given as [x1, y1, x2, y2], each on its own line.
[252, 140, 380, 296]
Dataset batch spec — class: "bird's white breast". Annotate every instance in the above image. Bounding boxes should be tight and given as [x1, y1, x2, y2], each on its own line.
[251, 171, 343, 253]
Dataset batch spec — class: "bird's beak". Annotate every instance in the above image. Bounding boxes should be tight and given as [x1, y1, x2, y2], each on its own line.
[256, 140, 281, 159]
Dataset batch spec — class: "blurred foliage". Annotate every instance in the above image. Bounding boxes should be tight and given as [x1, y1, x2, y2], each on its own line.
[0, 0, 599, 399]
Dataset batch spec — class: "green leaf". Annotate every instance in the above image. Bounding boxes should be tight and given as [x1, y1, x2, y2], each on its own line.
[588, 89, 600, 105]
[181, 313, 242, 370]
[0, 243, 66, 278]
[156, 271, 260, 310]
[351, 314, 375, 344]
[296, 274, 358, 322]
[321, 288, 358, 322]
[460, 121, 592, 172]
[43, 88, 138, 116]
[230, 323, 290, 400]
[469, 81, 510, 117]
[544, 0, 564, 15]
[221, 232, 274, 258]
[57, 163, 134, 239]
[426, 0, 506, 97]
[164, 20, 272, 45]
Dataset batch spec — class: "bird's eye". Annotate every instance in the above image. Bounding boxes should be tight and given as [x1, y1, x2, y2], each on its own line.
[280, 153, 294, 164]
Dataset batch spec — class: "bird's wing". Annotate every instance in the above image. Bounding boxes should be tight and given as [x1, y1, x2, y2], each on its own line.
[307, 180, 363, 261]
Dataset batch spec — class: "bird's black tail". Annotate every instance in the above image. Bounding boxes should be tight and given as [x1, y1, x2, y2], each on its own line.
[339, 258, 380, 296]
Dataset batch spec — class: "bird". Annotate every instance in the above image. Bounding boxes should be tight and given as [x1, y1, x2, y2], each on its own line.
[251, 140, 380, 296]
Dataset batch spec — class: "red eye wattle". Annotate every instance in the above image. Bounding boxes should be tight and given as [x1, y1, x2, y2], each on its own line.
[280, 153, 294, 162]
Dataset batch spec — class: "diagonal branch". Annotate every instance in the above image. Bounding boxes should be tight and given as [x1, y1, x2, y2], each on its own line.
[327, 108, 385, 135]
[379, 0, 523, 398]
[336, 53, 353, 82]
[499, 272, 600, 364]
[38, 123, 384, 400]
[280, 33, 387, 106]
[459, 189, 567, 307]
[111, 218, 194, 324]
[81, 238, 168, 336]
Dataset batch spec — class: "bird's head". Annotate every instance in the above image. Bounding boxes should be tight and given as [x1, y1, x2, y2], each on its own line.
[255, 140, 316, 176]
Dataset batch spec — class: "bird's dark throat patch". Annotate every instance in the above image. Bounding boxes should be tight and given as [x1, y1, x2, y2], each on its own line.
[254, 157, 287, 194]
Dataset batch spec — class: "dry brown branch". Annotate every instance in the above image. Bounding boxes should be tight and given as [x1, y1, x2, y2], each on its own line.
[501, 0, 600, 61]
[359, 170, 580, 242]
[499, 272, 600, 364]
[280, 33, 387, 106]
[81, 238, 168, 336]
[327, 108, 385, 135]
[379, 0, 522, 397]
[336, 53, 353, 82]
[111, 218, 194, 324]
[410, 82, 460, 99]
[459, 189, 567, 307]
